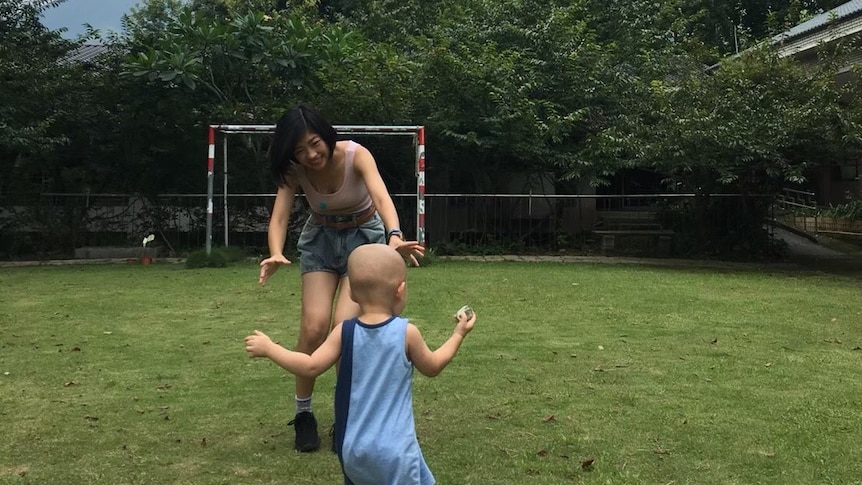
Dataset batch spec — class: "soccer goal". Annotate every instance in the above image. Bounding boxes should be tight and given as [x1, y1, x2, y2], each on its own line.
[205, 124, 426, 254]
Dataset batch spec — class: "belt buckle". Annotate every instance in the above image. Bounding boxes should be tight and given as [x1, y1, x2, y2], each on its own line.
[339, 214, 354, 223]
[334, 218, 353, 230]
[325, 209, 370, 229]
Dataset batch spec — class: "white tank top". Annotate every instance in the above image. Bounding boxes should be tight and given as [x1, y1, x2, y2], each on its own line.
[295, 141, 373, 215]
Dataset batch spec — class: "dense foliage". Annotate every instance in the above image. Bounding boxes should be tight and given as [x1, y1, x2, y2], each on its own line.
[2, 0, 862, 258]
[0, 0, 75, 195]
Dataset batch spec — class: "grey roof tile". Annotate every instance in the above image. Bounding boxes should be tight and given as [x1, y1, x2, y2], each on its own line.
[63, 43, 111, 64]
[773, 0, 862, 42]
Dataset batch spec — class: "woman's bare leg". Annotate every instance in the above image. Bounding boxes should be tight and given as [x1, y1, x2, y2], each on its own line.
[331, 275, 361, 327]
[290, 270, 339, 452]
[296, 271, 341, 398]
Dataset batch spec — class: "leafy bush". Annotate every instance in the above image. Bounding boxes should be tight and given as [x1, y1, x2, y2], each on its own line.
[822, 200, 862, 220]
[660, 196, 787, 260]
[415, 247, 441, 267]
[185, 249, 228, 269]
[214, 245, 248, 263]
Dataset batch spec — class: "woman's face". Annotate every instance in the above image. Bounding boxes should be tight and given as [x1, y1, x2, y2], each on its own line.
[293, 131, 330, 170]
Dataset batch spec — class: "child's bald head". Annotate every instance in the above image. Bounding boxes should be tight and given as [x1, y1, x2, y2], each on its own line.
[348, 244, 407, 308]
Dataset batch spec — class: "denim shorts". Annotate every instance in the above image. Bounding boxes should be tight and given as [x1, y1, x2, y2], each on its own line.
[297, 212, 386, 276]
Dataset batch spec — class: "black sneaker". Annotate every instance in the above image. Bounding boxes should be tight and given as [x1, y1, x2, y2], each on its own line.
[288, 412, 321, 452]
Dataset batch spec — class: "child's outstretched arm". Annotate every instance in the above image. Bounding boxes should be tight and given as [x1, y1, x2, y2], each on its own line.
[245, 324, 342, 378]
[406, 312, 477, 377]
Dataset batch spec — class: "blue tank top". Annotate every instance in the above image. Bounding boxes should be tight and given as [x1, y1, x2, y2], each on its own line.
[334, 316, 435, 485]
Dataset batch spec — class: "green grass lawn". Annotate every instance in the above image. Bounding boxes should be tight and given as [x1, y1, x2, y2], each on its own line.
[1, 261, 860, 485]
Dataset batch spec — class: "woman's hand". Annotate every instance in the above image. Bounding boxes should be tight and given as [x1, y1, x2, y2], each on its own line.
[259, 254, 292, 285]
[388, 237, 425, 267]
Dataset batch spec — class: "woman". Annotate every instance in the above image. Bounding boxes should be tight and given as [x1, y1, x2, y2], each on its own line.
[258, 103, 424, 452]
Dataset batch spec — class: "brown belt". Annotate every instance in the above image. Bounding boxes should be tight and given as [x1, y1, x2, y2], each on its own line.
[311, 205, 377, 229]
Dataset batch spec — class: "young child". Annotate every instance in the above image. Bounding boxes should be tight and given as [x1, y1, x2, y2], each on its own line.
[245, 244, 477, 485]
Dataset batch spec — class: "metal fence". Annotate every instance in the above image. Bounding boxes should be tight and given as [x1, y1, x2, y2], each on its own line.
[0, 192, 778, 259]
[775, 187, 862, 236]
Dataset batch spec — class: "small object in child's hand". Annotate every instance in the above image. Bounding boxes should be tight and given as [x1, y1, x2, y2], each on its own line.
[455, 305, 474, 321]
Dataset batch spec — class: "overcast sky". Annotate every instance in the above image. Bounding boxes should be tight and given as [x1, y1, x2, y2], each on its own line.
[40, 0, 143, 39]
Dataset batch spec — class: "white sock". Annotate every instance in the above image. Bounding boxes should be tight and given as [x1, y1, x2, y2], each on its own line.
[295, 395, 312, 414]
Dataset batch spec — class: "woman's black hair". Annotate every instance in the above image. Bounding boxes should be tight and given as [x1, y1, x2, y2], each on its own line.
[268, 103, 338, 187]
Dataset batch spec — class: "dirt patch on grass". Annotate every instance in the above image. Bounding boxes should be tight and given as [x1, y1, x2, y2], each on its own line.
[2, 465, 29, 478]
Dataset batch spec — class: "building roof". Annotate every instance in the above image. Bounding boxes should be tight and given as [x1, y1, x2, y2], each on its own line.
[63, 43, 111, 64]
[705, 0, 862, 71]
[773, 0, 862, 43]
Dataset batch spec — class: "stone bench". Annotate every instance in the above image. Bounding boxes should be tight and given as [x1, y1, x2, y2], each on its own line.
[74, 246, 161, 259]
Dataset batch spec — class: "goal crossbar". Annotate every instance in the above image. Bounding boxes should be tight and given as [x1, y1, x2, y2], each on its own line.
[205, 124, 426, 254]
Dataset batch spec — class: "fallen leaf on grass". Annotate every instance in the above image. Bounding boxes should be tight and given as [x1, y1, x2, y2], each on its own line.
[580, 456, 595, 470]
[710, 338, 718, 345]
[764, 362, 773, 368]
[543, 415, 556, 423]
[64, 381, 78, 387]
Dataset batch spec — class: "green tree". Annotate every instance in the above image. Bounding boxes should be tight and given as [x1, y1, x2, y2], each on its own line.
[121, 1, 361, 192]
[124, 3, 359, 120]
[0, 0, 77, 195]
[584, 46, 862, 195]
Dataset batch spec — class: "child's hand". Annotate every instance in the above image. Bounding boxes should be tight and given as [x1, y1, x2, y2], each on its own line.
[455, 311, 476, 338]
[244, 330, 274, 357]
